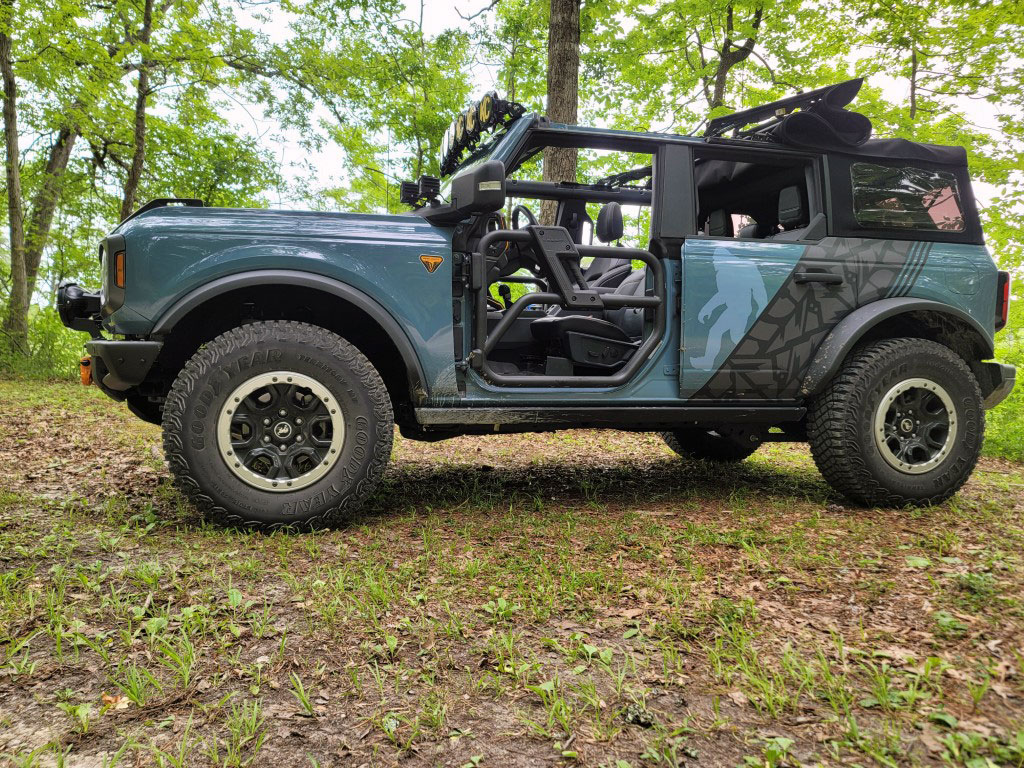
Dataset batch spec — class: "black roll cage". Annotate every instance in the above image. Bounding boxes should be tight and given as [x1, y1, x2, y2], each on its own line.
[469, 227, 666, 387]
[461, 130, 680, 388]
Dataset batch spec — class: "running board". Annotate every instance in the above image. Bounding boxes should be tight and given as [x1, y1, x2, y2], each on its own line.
[415, 406, 805, 428]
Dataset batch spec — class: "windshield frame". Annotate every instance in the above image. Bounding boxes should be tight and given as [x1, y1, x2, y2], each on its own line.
[439, 114, 536, 200]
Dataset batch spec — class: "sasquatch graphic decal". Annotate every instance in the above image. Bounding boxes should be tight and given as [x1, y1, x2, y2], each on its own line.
[689, 249, 770, 369]
[691, 238, 931, 401]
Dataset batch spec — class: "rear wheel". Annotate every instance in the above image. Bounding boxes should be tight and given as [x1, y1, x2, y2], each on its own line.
[808, 338, 983, 507]
[662, 426, 762, 463]
[162, 321, 394, 528]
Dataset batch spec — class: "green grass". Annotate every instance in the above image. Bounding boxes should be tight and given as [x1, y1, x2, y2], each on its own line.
[1, 379, 1023, 766]
[983, 302, 1024, 461]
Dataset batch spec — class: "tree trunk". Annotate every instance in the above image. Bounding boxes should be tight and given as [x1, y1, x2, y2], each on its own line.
[24, 125, 77, 300]
[0, 0, 28, 352]
[704, 3, 763, 111]
[120, 0, 154, 221]
[540, 0, 579, 225]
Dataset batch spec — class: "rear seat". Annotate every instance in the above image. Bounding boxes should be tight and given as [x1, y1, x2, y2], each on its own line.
[769, 186, 809, 241]
[737, 221, 777, 239]
[706, 208, 733, 237]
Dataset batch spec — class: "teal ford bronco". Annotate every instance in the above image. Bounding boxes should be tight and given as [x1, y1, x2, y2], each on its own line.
[58, 80, 1015, 528]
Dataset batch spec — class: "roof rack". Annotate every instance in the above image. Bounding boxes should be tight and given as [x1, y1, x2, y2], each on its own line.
[704, 78, 864, 140]
[120, 197, 204, 224]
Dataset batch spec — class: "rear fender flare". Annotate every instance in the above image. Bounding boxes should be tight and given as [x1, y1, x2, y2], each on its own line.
[800, 298, 994, 397]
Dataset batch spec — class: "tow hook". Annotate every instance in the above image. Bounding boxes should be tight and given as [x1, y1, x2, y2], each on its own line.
[80, 356, 93, 386]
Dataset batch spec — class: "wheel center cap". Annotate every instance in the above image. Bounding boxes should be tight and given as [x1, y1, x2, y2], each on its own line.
[899, 418, 914, 434]
[273, 421, 293, 440]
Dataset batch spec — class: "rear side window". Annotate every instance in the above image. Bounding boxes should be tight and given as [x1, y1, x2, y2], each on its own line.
[851, 163, 965, 232]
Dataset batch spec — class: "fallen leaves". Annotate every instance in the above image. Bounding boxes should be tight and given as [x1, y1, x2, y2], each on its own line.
[101, 693, 128, 711]
[2, 382, 1024, 767]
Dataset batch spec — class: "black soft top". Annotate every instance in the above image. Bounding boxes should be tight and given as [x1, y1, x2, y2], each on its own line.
[836, 138, 967, 166]
[705, 79, 968, 168]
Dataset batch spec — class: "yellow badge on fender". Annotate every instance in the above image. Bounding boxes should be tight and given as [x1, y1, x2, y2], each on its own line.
[419, 254, 443, 274]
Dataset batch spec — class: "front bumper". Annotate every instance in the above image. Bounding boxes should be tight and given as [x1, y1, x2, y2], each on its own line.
[979, 362, 1016, 409]
[86, 339, 163, 392]
[58, 281, 162, 392]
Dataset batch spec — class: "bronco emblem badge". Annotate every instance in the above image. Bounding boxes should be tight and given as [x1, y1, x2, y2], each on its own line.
[419, 254, 443, 273]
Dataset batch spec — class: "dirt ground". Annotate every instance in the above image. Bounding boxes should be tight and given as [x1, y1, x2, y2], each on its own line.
[0, 379, 1022, 768]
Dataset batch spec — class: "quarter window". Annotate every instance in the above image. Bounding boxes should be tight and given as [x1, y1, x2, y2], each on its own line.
[851, 163, 965, 232]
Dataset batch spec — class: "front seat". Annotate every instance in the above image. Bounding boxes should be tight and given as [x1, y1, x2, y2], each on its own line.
[581, 202, 631, 289]
[770, 186, 809, 241]
[530, 268, 648, 370]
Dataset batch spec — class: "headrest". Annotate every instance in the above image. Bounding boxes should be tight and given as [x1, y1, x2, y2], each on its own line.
[777, 187, 805, 229]
[738, 221, 776, 239]
[595, 202, 623, 243]
[706, 209, 733, 237]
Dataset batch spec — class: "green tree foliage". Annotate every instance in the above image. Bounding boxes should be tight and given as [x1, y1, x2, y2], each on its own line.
[226, 0, 474, 212]
[597, 0, 1022, 272]
[0, 0, 285, 354]
[987, 299, 1023, 461]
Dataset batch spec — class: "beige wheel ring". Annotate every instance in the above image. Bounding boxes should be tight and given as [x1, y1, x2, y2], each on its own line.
[216, 370, 345, 492]
[873, 377, 957, 475]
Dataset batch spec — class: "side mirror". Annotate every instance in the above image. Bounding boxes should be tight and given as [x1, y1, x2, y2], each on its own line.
[422, 160, 505, 224]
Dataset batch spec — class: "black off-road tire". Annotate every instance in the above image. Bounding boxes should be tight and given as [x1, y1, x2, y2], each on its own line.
[661, 427, 762, 463]
[807, 338, 983, 507]
[162, 321, 394, 529]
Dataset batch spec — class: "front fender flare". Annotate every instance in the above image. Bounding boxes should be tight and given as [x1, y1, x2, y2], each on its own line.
[150, 268, 428, 397]
[800, 297, 994, 397]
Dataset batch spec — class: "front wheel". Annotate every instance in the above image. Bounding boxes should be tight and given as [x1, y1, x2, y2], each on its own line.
[808, 338, 983, 507]
[162, 321, 394, 528]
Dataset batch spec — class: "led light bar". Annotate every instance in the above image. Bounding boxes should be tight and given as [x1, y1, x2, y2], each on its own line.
[440, 91, 525, 177]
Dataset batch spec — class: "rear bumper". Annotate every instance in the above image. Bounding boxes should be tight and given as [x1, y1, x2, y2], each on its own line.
[979, 362, 1016, 409]
[85, 339, 163, 392]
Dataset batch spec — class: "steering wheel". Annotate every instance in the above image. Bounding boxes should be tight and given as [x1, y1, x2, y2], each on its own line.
[510, 203, 538, 230]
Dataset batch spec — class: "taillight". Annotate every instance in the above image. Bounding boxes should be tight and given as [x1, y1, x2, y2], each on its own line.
[114, 250, 126, 289]
[995, 270, 1010, 331]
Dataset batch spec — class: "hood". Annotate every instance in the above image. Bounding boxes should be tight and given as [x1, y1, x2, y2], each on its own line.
[115, 205, 451, 247]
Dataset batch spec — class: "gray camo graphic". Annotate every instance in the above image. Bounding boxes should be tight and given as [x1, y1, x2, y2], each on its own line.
[693, 238, 926, 401]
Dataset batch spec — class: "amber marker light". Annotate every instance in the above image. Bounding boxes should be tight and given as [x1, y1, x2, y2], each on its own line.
[114, 250, 126, 288]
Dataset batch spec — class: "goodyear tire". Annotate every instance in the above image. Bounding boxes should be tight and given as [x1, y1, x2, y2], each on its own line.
[162, 321, 394, 528]
[661, 426, 762, 463]
[808, 338, 983, 507]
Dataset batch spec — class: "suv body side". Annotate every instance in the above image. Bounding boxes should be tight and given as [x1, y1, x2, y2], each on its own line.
[69, 115, 1010, 423]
